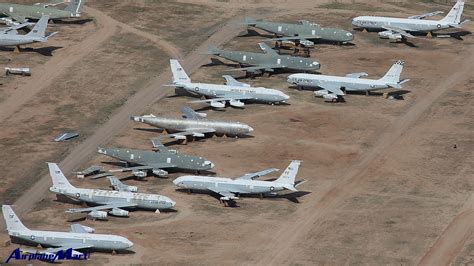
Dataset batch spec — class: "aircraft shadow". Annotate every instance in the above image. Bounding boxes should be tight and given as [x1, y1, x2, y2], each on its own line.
[0, 46, 62, 56]
[237, 29, 275, 38]
[133, 127, 166, 133]
[51, 18, 94, 25]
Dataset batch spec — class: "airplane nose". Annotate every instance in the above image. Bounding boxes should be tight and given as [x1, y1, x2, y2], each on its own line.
[127, 240, 134, 248]
[172, 178, 179, 185]
[248, 126, 254, 132]
[169, 199, 176, 207]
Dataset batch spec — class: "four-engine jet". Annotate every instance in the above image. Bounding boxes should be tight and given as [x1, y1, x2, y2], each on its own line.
[2, 205, 133, 257]
[173, 160, 304, 205]
[131, 106, 254, 140]
[287, 60, 409, 102]
[352, 0, 469, 41]
[0, 0, 85, 24]
[243, 17, 354, 46]
[48, 163, 176, 219]
[207, 42, 320, 74]
[98, 138, 214, 178]
[0, 15, 57, 50]
[170, 59, 290, 108]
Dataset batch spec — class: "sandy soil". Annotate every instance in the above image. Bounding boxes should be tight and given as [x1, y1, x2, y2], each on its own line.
[0, 0, 473, 265]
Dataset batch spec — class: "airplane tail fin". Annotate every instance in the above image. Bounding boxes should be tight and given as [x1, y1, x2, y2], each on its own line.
[275, 160, 301, 190]
[26, 15, 50, 39]
[242, 17, 257, 26]
[2, 205, 30, 233]
[48, 163, 76, 190]
[170, 59, 191, 84]
[64, 0, 86, 17]
[207, 46, 221, 55]
[379, 60, 405, 84]
[440, 0, 464, 24]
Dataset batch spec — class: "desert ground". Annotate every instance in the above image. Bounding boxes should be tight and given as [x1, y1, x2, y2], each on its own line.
[0, 0, 473, 265]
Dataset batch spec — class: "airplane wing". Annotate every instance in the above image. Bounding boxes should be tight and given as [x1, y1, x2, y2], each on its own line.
[190, 95, 254, 104]
[345, 72, 368, 78]
[151, 138, 169, 152]
[66, 202, 138, 213]
[267, 35, 320, 42]
[382, 26, 416, 39]
[223, 75, 250, 87]
[319, 83, 345, 96]
[167, 128, 216, 139]
[34, 0, 66, 8]
[408, 11, 443, 20]
[0, 13, 28, 24]
[108, 165, 154, 173]
[258, 42, 279, 55]
[180, 106, 206, 120]
[208, 187, 238, 200]
[237, 168, 279, 180]
[70, 224, 93, 234]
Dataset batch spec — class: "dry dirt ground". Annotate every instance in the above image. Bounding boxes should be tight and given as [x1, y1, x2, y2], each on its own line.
[0, 0, 473, 265]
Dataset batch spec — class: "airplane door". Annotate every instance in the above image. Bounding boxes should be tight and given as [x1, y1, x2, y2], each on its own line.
[278, 26, 282, 32]
[277, 58, 281, 65]
[130, 154, 134, 160]
[167, 158, 171, 163]
[312, 30, 316, 35]
[243, 55, 247, 61]
[9, 7, 14, 13]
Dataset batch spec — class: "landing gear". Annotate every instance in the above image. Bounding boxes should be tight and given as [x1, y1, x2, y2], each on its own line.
[13, 46, 21, 53]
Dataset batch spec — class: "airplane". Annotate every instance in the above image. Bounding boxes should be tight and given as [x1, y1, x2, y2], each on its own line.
[131, 106, 254, 140]
[0, 21, 32, 35]
[243, 17, 354, 46]
[48, 163, 176, 219]
[207, 42, 320, 75]
[173, 160, 305, 205]
[98, 138, 214, 178]
[170, 59, 290, 108]
[0, 0, 85, 25]
[2, 205, 133, 259]
[287, 60, 409, 102]
[0, 15, 57, 51]
[108, 176, 138, 192]
[352, 0, 469, 41]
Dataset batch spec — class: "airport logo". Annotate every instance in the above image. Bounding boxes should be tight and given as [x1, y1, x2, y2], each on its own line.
[5, 248, 89, 263]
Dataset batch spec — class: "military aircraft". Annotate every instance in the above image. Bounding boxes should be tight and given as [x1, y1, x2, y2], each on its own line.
[287, 60, 409, 102]
[48, 163, 176, 219]
[170, 59, 289, 108]
[0, 15, 57, 51]
[173, 160, 304, 205]
[243, 17, 354, 46]
[352, 0, 469, 41]
[207, 42, 320, 75]
[0, 21, 32, 34]
[108, 176, 138, 192]
[131, 106, 254, 140]
[0, 0, 85, 25]
[2, 205, 133, 259]
[98, 138, 214, 178]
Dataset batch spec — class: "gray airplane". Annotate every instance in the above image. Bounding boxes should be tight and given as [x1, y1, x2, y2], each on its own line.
[48, 163, 176, 219]
[243, 17, 354, 46]
[98, 138, 214, 178]
[131, 106, 254, 140]
[352, 0, 469, 41]
[170, 59, 289, 108]
[2, 205, 133, 258]
[0, 21, 32, 34]
[173, 160, 304, 205]
[0, 0, 85, 24]
[108, 176, 138, 192]
[207, 42, 320, 75]
[0, 15, 56, 50]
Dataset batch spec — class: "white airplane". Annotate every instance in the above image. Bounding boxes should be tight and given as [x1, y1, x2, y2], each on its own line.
[2, 205, 133, 260]
[352, 0, 469, 41]
[169, 59, 290, 108]
[287, 60, 409, 102]
[173, 160, 305, 205]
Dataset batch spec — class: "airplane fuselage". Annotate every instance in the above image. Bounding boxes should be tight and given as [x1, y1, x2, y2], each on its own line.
[0, 34, 42, 46]
[288, 73, 389, 92]
[352, 16, 450, 32]
[0, 3, 75, 20]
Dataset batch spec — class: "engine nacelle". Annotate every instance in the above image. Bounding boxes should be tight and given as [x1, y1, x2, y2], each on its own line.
[152, 169, 168, 176]
[76, 224, 95, 233]
[300, 39, 315, 47]
[132, 170, 147, 178]
[109, 208, 129, 217]
[88, 210, 107, 219]
[314, 90, 330, 97]
[210, 101, 225, 108]
[378, 30, 402, 40]
[323, 93, 338, 102]
[126, 185, 138, 192]
[229, 100, 245, 108]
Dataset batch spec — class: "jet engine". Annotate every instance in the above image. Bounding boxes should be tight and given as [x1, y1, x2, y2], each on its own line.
[152, 169, 168, 176]
[78, 225, 95, 233]
[300, 39, 315, 47]
[125, 185, 138, 193]
[210, 101, 226, 108]
[132, 170, 147, 178]
[88, 210, 107, 219]
[378, 30, 402, 41]
[314, 90, 330, 97]
[322, 94, 338, 102]
[229, 99, 245, 108]
[109, 208, 129, 217]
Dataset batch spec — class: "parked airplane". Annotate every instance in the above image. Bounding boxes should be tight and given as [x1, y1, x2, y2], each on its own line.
[2, 205, 133, 258]
[0, 15, 57, 51]
[352, 0, 469, 41]
[287, 60, 409, 102]
[48, 163, 176, 219]
[173, 160, 304, 205]
[108, 176, 138, 192]
[207, 42, 320, 74]
[0, 0, 85, 24]
[131, 106, 254, 140]
[243, 17, 354, 46]
[0, 22, 32, 34]
[170, 59, 289, 108]
[98, 138, 214, 178]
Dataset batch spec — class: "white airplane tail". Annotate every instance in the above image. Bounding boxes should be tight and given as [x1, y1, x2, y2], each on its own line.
[440, 0, 464, 24]
[379, 60, 405, 84]
[170, 59, 191, 84]
[2, 205, 30, 233]
[48, 163, 76, 190]
[275, 160, 301, 191]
